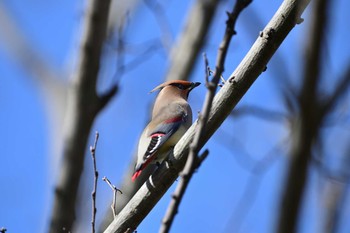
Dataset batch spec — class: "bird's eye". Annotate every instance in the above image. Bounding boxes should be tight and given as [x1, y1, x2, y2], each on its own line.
[171, 83, 186, 90]
[176, 84, 185, 89]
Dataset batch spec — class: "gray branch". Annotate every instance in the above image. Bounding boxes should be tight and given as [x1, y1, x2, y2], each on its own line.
[276, 0, 330, 232]
[165, 0, 220, 82]
[90, 132, 100, 233]
[49, 0, 115, 232]
[103, 0, 311, 232]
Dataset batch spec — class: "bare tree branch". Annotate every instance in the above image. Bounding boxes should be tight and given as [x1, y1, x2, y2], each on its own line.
[165, 0, 220, 82]
[49, 0, 115, 232]
[321, 63, 350, 116]
[103, 177, 123, 219]
[159, 1, 252, 232]
[90, 132, 100, 233]
[276, 0, 330, 232]
[159, 148, 209, 233]
[103, 0, 312, 232]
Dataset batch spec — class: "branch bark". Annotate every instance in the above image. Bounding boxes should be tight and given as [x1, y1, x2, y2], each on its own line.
[104, 0, 311, 232]
[49, 0, 115, 232]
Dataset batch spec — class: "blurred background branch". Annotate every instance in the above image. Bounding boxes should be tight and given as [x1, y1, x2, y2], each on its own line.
[49, 0, 116, 231]
[276, 0, 332, 232]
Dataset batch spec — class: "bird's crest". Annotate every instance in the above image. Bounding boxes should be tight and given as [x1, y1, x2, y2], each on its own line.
[149, 80, 194, 93]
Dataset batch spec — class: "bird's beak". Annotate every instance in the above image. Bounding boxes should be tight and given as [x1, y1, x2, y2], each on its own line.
[190, 82, 201, 91]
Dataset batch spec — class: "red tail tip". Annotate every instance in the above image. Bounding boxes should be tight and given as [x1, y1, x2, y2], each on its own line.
[132, 170, 142, 181]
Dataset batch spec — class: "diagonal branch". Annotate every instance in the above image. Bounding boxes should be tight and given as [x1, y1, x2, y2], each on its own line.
[165, 0, 220, 82]
[159, 1, 252, 232]
[103, 0, 311, 232]
[321, 63, 350, 116]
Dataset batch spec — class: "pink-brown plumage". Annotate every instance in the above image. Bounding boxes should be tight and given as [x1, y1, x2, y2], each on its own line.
[132, 80, 200, 181]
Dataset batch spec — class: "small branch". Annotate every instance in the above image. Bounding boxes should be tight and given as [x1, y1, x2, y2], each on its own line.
[103, 176, 123, 218]
[204, 53, 210, 85]
[213, 0, 252, 82]
[98, 84, 119, 112]
[196, 149, 209, 168]
[90, 131, 100, 233]
[0, 227, 7, 233]
[159, 149, 208, 233]
[160, 2, 251, 232]
[321, 63, 350, 116]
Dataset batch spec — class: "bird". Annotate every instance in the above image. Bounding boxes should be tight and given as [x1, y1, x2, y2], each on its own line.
[132, 80, 200, 181]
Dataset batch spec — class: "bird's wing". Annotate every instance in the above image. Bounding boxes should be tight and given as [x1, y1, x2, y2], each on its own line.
[132, 114, 187, 181]
[143, 115, 185, 160]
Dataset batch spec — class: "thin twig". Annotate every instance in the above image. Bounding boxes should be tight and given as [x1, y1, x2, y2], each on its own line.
[90, 131, 100, 233]
[208, 69, 226, 87]
[159, 1, 252, 232]
[204, 53, 210, 84]
[103, 176, 123, 218]
[321, 63, 350, 116]
[0, 227, 7, 233]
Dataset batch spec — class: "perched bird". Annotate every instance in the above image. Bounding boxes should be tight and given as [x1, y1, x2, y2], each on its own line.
[132, 80, 200, 181]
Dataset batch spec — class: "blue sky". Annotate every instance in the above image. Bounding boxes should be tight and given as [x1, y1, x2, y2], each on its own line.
[1, 0, 350, 233]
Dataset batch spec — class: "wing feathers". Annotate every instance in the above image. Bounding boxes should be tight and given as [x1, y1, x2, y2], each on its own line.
[132, 111, 188, 181]
[145, 133, 165, 159]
